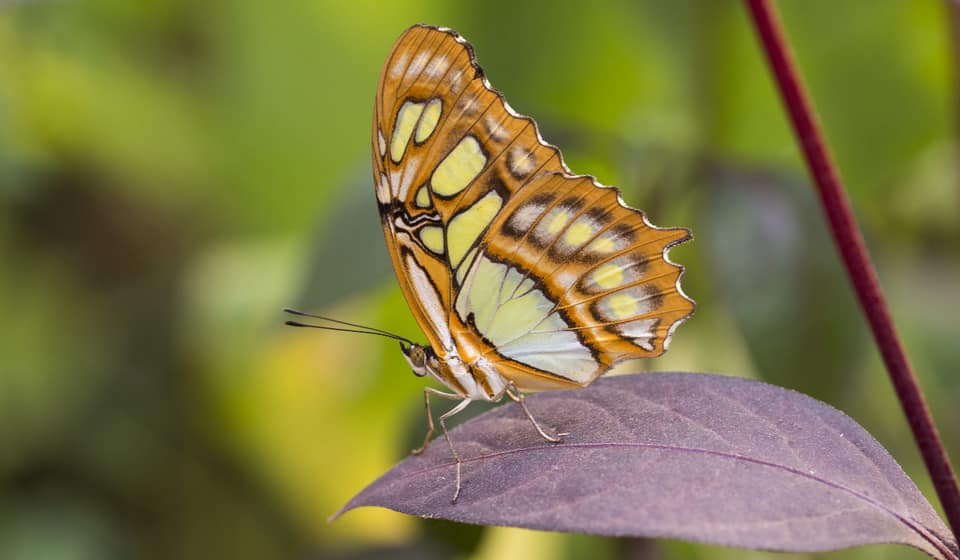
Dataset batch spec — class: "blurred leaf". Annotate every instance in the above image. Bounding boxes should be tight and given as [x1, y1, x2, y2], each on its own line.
[294, 168, 393, 309]
[0, 491, 130, 560]
[888, 138, 960, 245]
[703, 165, 866, 401]
[777, 1, 952, 204]
[0, 21, 211, 203]
[0, 244, 111, 476]
[419, 518, 485, 558]
[336, 373, 957, 560]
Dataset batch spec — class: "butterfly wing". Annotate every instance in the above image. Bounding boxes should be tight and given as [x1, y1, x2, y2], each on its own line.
[454, 172, 694, 391]
[373, 24, 566, 355]
[373, 25, 694, 391]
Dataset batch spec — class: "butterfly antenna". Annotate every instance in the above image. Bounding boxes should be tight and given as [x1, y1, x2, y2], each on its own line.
[282, 308, 414, 345]
[283, 307, 403, 337]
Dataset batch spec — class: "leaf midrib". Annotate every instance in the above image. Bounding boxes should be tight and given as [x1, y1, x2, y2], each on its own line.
[395, 440, 954, 559]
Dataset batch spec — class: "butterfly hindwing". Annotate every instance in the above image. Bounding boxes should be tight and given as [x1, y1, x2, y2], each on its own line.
[374, 25, 694, 391]
[458, 173, 693, 389]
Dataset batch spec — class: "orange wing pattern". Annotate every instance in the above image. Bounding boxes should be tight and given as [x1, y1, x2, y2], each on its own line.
[373, 25, 694, 392]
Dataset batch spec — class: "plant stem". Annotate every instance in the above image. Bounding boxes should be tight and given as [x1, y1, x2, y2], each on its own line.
[745, 0, 960, 542]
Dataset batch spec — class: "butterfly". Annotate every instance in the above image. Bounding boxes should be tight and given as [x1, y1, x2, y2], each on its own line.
[307, 24, 694, 502]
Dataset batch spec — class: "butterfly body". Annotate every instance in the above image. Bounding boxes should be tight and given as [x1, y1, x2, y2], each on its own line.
[400, 341, 506, 401]
[372, 24, 694, 500]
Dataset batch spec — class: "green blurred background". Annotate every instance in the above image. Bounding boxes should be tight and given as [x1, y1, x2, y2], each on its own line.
[0, 0, 957, 558]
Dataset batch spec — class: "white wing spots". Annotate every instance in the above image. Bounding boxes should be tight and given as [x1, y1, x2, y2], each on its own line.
[504, 200, 547, 235]
[396, 155, 420, 200]
[424, 55, 449, 79]
[405, 254, 453, 349]
[509, 204, 544, 231]
[415, 185, 431, 208]
[459, 95, 480, 116]
[376, 172, 390, 204]
[391, 101, 424, 163]
[389, 169, 402, 196]
[408, 51, 429, 77]
[431, 135, 486, 196]
[449, 68, 467, 95]
[419, 226, 445, 254]
[446, 190, 502, 267]
[508, 145, 535, 178]
[415, 98, 442, 143]
[585, 232, 625, 256]
[377, 128, 386, 158]
[484, 114, 508, 142]
[455, 255, 596, 382]
[618, 318, 659, 351]
[533, 206, 570, 244]
[553, 270, 579, 291]
[390, 51, 409, 78]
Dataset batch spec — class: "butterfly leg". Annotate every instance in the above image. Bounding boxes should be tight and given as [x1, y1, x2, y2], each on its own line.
[505, 381, 568, 443]
[411, 387, 462, 456]
[437, 397, 473, 503]
[410, 388, 473, 501]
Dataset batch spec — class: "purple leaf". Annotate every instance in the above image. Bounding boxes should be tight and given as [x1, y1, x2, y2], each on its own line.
[334, 373, 958, 559]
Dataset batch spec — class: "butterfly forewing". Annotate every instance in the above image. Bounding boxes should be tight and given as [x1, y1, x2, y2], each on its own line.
[374, 25, 566, 353]
[374, 24, 694, 392]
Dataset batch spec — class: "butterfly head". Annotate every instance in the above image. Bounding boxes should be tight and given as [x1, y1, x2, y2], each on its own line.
[399, 341, 437, 378]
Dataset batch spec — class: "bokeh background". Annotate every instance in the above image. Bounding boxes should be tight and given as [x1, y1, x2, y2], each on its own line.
[1, 0, 958, 558]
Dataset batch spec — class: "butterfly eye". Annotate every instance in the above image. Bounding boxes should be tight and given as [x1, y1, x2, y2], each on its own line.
[400, 343, 429, 377]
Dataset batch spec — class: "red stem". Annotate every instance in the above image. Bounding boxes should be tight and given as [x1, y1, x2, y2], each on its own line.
[745, 0, 960, 542]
